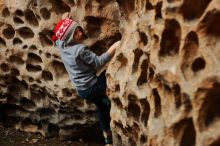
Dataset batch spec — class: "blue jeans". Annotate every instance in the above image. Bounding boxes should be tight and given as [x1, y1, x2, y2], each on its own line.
[77, 71, 111, 132]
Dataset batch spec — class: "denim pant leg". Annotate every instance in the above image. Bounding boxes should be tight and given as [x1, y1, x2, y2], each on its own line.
[77, 72, 111, 131]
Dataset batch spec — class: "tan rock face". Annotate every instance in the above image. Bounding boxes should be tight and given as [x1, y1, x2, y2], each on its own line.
[0, 0, 220, 146]
[0, 0, 120, 139]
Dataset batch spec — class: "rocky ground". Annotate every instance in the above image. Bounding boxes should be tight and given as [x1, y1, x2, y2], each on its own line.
[0, 123, 104, 146]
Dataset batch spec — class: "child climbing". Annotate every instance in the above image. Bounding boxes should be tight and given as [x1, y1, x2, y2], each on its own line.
[52, 12, 121, 146]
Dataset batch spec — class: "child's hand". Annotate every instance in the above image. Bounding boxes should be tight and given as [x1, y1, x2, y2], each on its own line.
[62, 12, 71, 19]
[109, 41, 121, 50]
[107, 40, 121, 56]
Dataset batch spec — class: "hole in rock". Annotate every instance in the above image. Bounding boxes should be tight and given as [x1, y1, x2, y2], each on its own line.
[26, 64, 42, 72]
[36, 79, 42, 84]
[198, 82, 220, 127]
[105, 33, 122, 48]
[36, 14, 41, 21]
[20, 118, 38, 130]
[173, 84, 182, 108]
[20, 97, 36, 109]
[155, 2, 163, 19]
[3, 24, 15, 39]
[114, 121, 124, 131]
[29, 45, 37, 50]
[13, 17, 24, 24]
[140, 99, 150, 126]
[49, 0, 71, 14]
[116, 0, 135, 16]
[116, 53, 128, 68]
[152, 88, 162, 117]
[127, 102, 141, 121]
[182, 31, 199, 59]
[7, 80, 28, 98]
[180, 0, 211, 20]
[23, 45, 28, 49]
[4, 74, 17, 84]
[0, 104, 23, 127]
[0, 37, 6, 47]
[53, 54, 59, 58]
[42, 70, 53, 81]
[128, 94, 137, 100]
[40, 8, 51, 19]
[11, 68, 20, 76]
[51, 60, 67, 78]
[90, 40, 106, 55]
[114, 84, 120, 91]
[2, 8, 10, 17]
[129, 138, 137, 146]
[48, 123, 60, 137]
[7, 94, 19, 104]
[13, 38, 23, 45]
[132, 123, 140, 140]
[38, 108, 56, 118]
[174, 118, 196, 146]
[154, 34, 159, 44]
[62, 88, 73, 97]
[146, 1, 154, 10]
[46, 53, 51, 58]
[191, 57, 206, 72]
[210, 139, 220, 146]
[137, 59, 148, 86]
[9, 55, 25, 65]
[15, 9, 24, 16]
[181, 31, 199, 78]
[123, 125, 133, 137]
[27, 53, 43, 64]
[71, 98, 84, 107]
[159, 19, 181, 57]
[29, 77, 34, 83]
[17, 27, 34, 39]
[148, 67, 155, 82]
[39, 30, 53, 47]
[139, 31, 148, 46]
[182, 93, 192, 112]
[132, 48, 143, 73]
[199, 9, 220, 37]
[114, 133, 123, 145]
[24, 9, 39, 26]
[85, 16, 104, 37]
[140, 134, 148, 145]
[112, 98, 123, 109]
[30, 89, 46, 103]
[96, 0, 112, 6]
[1, 63, 9, 72]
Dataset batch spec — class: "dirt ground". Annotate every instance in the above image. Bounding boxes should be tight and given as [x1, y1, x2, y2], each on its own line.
[0, 124, 104, 146]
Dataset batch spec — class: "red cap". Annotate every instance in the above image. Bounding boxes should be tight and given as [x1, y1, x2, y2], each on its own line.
[52, 18, 77, 43]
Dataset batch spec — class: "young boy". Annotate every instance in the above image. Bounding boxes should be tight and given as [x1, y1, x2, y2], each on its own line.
[52, 15, 120, 145]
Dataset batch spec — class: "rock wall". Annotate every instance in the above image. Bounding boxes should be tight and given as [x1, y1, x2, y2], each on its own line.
[0, 0, 120, 140]
[1, 0, 220, 146]
[106, 0, 220, 146]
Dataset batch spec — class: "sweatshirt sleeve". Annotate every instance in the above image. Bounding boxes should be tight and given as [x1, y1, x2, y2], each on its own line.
[79, 46, 112, 70]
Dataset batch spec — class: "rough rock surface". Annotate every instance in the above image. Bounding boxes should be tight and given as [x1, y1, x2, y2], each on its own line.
[1, 0, 220, 146]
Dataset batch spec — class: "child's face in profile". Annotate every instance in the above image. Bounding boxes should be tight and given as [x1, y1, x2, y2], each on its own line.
[73, 27, 85, 43]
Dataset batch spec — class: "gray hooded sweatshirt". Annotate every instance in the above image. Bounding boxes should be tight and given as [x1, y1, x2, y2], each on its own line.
[56, 40, 112, 90]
